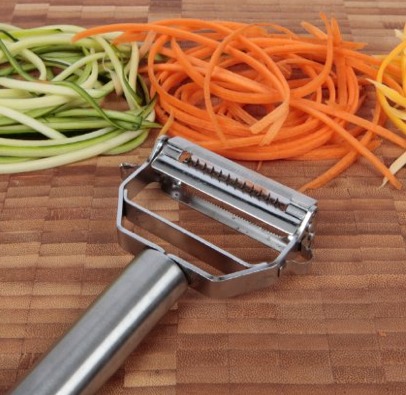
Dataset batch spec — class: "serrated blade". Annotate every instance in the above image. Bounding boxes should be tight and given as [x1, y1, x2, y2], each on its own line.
[151, 137, 316, 237]
[174, 188, 289, 252]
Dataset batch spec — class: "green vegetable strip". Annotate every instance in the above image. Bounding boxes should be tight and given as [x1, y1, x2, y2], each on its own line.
[54, 80, 124, 129]
[0, 89, 31, 98]
[19, 48, 48, 80]
[0, 63, 37, 77]
[0, 130, 147, 174]
[0, 25, 65, 38]
[94, 36, 140, 110]
[0, 24, 21, 34]
[0, 39, 35, 81]
[0, 127, 113, 146]
[0, 121, 116, 134]
[0, 35, 102, 60]
[0, 95, 73, 110]
[52, 52, 105, 82]
[128, 43, 140, 93]
[0, 104, 65, 139]
[78, 52, 100, 89]
[105, 131, 149, 155]
[0, 77, 106, 98]
[57, 108, 149, 123]
[0, 156, 32, 163]
[0, 129, 124, 156]
[0, 31, 47, 80]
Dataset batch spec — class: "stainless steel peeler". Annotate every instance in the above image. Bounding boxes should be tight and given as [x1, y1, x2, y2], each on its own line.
[9, 136, 317, 395]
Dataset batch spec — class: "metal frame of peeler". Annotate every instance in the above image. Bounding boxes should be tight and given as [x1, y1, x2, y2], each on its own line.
[117, 136, 317, 298]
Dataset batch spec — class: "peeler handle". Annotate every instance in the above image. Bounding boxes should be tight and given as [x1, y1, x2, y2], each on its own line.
[8, 249, 188, 395]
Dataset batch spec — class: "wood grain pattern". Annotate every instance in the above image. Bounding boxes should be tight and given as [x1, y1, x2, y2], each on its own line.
[1, 0, 406, 394]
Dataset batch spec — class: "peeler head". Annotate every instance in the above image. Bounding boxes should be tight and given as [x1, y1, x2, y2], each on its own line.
[117, 136, 317, 298]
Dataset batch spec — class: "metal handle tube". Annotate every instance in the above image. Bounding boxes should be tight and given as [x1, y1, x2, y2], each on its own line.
[9, 249, 188, 395]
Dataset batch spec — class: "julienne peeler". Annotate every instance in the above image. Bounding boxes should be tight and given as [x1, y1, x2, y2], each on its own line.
[8, 136, 318, 395]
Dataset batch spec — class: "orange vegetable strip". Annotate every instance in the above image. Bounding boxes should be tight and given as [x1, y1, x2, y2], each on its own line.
[153, 18, 249, 33]
[157, 108, 174, 136]
[295, 140, 381, 161]
[202, 26, 252, 142]
[149, 38, 251, 134]
[299, 129, 378, 191]
[184, 54, 273, 94]
[75, 23, 216, 47]
[225, 102, 258, 126]
[333, 37, 348, 105]
[209, 128, 334, 160]
[166, 47, 277, 104]
[139, 63, 183, 74]
[250, 101, 288, 136]
[292, 99, 402, 189]
[199, 122, 331, 152]
[226, 45, 287, 96]
[166, 34, 291, 138]
[220, 37, 291, 139]
[168, 39, 278, 104]
[345, 64, 358, 111]
[302, 99, 406, 148]
[148, 36, 213, 122]
[176, 82, 200, 103]
[340, 49, 401, 82]
[330, 17, 343, 46]
[259, 113, 288, 145]
[329, 63, 361, 145]
[300, 21, 327, 39]
[157, 76, 257, 135]
[291, 16, 334, 99]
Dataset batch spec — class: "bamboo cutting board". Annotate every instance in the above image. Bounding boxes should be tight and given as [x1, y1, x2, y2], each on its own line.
[1, 1, 406, 394]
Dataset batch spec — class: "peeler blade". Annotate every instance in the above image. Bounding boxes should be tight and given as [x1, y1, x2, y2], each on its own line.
[117, 135, 318, 298]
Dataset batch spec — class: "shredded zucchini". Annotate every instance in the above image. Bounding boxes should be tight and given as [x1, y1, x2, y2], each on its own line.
[0, 23, 158, 174]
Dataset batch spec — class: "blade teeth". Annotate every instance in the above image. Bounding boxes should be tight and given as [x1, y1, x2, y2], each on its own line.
[185, 155, 287, 211]
[203, 199, 284, 242]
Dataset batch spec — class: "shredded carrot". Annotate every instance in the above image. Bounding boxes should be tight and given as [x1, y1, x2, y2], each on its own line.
[73, 15, 406, 190]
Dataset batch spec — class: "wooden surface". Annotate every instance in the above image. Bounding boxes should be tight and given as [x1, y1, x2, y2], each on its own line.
[1, 1, 406, 394]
